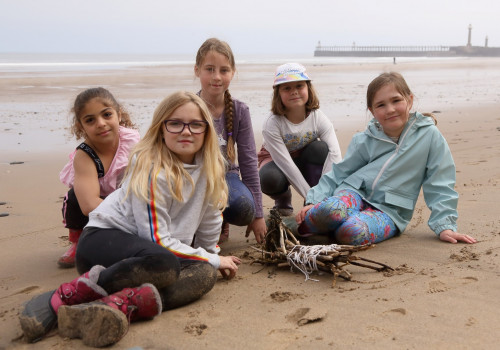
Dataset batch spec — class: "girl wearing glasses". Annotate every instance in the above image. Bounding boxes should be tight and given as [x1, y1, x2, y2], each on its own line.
[194, 38, 266, 243]
[20, 92, 240, 347]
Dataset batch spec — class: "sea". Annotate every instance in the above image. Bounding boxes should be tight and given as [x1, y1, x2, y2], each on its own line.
[0, 52, 461, 73]
[1, 53, 499, 154]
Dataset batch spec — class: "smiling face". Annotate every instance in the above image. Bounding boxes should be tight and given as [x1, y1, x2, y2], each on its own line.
[195, 51, 235, 99]
[162, 102, 206, 164]
[79, 97, 121, 146]
[369, 83, 413, 138]
[278, 81, 309, 112]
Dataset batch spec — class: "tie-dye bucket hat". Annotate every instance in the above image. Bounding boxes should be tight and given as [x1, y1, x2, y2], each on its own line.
[273, 63, 311, 87]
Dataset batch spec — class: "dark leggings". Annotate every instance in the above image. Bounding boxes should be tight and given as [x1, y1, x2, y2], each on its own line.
[260, 140, 329, 196]
[61, 188, 89, 229]
[76, 227, 217, 311]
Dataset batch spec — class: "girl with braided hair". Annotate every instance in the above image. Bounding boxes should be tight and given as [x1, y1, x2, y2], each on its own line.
[195, 38, 266, 243]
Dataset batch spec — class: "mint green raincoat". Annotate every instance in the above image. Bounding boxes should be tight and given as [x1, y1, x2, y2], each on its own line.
[306, 112, 458, 236]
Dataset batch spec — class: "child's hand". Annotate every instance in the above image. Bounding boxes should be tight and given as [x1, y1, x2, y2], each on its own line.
[245, 217, 267, 244]
[439, 229, 477, 244]
[296, 204, 314, 225]
[218, 255, 241, 280]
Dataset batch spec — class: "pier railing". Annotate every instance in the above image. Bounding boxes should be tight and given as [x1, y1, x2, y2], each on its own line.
[314, 45, 454, 57]
[315, 45, 451, 52]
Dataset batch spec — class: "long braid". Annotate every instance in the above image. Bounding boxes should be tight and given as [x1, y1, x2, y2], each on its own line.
[224, 90, 236, 163]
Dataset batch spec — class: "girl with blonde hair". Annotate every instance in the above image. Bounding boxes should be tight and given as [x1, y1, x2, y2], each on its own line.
[20, 91, 240, 347]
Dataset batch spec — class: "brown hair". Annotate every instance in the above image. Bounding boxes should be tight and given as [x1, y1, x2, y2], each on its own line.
[195, 38, 236, 163]
[271, 81, 320, 116]
[366, 72, 437, 125]
[71, 87, 136, 140]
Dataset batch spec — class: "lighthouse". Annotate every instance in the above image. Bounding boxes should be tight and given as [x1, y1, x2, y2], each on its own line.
[467, 24, 472, 47]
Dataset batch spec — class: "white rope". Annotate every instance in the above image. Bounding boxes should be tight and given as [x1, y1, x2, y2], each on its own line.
[286, 244, 341, 282]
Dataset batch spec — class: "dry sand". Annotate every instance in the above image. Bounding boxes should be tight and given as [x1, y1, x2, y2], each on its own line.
[1, 58, 500, 349]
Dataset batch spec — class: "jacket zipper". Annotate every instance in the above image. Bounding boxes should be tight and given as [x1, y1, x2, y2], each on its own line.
[366, 117, 418, 201]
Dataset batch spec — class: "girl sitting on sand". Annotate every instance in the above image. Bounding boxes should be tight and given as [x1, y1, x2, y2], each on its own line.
[194, 38, 266, 243]
[20, 91, 241, 347]
[57, 87, 139, 268]
[259, 63, 342, 216]
[296, 72, 476, 245]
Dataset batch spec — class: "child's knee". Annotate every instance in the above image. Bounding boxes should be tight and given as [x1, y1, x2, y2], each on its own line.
[302, 199, 348, 233]
[335, 217, 371, 245]
[259, 163, 288, 194]
[224, 196, 255, 226]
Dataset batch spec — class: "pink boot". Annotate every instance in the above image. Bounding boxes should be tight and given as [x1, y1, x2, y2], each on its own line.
[57, 229, 82, 268]
[19, 265, 107, 343]
[57, 283, 162, 347]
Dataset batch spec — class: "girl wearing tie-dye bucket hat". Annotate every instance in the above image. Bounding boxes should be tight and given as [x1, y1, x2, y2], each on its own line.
[258, 63, 342, 216]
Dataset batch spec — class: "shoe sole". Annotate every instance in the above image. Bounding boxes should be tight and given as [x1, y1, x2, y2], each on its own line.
[58, 304, 128, 347]
[57, 260, 75, 268]
[19, 290, 57, 343]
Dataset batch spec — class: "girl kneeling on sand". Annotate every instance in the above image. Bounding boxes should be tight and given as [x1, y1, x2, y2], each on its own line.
[194, 38, 266, 243]
[20, 92, 240, 347]
[259, 63, 342, 216]
[58, 87, 139, 268]
[296, 72, 476, 245]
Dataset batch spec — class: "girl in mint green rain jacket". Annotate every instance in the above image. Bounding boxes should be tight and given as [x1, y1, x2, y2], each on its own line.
[296, 72, 476, 246]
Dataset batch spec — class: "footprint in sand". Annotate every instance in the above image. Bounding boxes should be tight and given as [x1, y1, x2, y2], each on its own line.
[286, 307, 326, 326]
[269, 291, 304, 302]
[184, 322, 208, 336]
[462, 276, 479, 284]
[427, 280, 449, 293]
[450, 247, 480, 262]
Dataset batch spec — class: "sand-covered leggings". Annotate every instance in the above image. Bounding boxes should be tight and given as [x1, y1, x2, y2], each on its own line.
[76, 227, 217, 311]
[299, 189, 399, 245]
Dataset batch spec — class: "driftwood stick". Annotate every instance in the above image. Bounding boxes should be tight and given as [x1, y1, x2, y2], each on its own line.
[348, 260, 388, 271]
[353, 256, 395, 271]
[279, 227, 286, 255]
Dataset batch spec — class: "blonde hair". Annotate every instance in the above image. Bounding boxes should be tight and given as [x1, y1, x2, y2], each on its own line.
[367, 72, 437, 125]
[71, 87, 136, 140]
[123, 91, 228, 209]
[195, 38, 237, 163]
[271, 81, 320, 116]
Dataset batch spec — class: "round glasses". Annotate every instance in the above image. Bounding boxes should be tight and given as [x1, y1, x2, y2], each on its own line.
[164, 120, 208, 134]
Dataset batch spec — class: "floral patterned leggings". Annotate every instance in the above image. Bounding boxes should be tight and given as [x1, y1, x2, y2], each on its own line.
[300, 189, 398, 245]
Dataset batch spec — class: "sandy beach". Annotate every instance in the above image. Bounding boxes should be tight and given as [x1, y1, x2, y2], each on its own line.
[1, 58, 500, 349]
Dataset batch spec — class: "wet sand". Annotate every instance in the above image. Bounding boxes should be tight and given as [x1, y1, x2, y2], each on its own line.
[1, 58, 499, 349]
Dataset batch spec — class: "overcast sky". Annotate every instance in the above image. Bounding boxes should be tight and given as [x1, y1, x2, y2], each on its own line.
[1, 0, 499, 55]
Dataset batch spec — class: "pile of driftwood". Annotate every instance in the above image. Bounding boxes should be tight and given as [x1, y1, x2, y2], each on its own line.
[252, 209, 393, 287]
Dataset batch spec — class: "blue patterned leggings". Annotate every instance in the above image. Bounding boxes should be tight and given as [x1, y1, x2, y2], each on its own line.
[300, 189, 398, 245]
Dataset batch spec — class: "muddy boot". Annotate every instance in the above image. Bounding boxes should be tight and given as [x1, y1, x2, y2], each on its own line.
[19, 265, 107, 343]
[58, 283, 162, 348]
[58, 229, 82, 268]
[270, 188, 293, 216]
